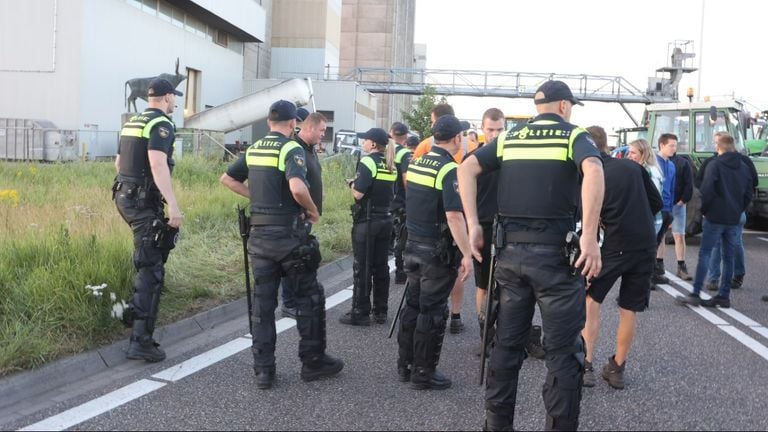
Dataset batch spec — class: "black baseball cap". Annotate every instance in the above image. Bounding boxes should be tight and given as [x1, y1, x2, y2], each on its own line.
[390, 121, 409, 136]
[357, 128, 390, 146]
[534, 80, 583, 106]
[147, 78, 183, 97]
[432, 115, 467, 141]
[268, 100, 303, 121]
[296, 107, 310, 122]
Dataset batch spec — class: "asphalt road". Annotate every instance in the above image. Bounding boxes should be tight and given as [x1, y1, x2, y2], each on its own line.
[5, 231, 768, 431]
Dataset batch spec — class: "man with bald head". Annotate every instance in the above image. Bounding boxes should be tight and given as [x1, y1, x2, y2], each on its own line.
[459, 81, 604, 431]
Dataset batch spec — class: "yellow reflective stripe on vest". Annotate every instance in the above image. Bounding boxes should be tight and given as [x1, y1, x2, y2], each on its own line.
[142, 117, 171, 139]
[406, 172, 437, 188]
[278, 140, 302, 172]
[248, 156, 279, 167]
[376, 169, 397, 182]
[360, 156, 377, 177]
[120, 127, 143, 138]
[502, 146, 568, 161]
[407, 164, 437, 176]
[434, 162, 457, 191]
[569, 127, 587, 160]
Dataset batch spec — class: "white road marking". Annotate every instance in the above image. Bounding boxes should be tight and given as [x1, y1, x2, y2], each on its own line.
[19, 379, 166, 432]
[662, 271, 768, 360]
[19, 259, 395, 431]
[758, 237, 768, 242]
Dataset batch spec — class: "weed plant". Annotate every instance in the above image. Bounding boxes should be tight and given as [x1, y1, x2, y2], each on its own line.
[0, 153, 356, 375]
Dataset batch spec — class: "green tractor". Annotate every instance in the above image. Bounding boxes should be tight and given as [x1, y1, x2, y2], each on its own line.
[637, 99, 768, 233]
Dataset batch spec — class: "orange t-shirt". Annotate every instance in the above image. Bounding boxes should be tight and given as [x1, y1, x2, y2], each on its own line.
[411, 136, 478, 163]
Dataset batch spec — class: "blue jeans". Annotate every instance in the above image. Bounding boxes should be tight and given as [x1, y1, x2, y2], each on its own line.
[706, 212, 746, 282]
[693, 219, 740, 298]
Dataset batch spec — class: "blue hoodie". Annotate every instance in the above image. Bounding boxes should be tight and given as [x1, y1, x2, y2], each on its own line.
[656, 154, 676, 212]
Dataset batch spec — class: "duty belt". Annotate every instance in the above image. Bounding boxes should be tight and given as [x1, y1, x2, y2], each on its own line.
[117, 174, 148, 185]
[250, 213, 299, 226]
[408, 234, 441, 245]
[505, 231, 566, 246]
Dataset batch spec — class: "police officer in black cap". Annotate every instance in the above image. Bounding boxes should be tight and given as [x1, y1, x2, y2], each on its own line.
[114, 77, 184, 362]
[396, 114, 473, 390]
[390, 121, 413, 285]
[220, 99, 343, 389]
[340, 127, 397, 325]
[459, 80, 604, 431]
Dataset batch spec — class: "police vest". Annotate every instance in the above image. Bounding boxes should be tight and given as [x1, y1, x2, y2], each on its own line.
[393, 144, 411, 203]
[117, 109, 175, 181]
[358, 152, 396, 210]
[246, 134, 303, 216]
[497, 119, 586, 219]
[405, 149, 457, 237]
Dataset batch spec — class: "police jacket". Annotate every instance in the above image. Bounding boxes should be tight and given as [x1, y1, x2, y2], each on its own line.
[224, 131, 308, 219]
[405, 146, 462, 238]
[390, 144, 412, 210]
[670, 154, 693, 204]
[472, 113, 601, 234]
[117, 108, 176, 188]
[700, 152, 754, 225]
[353, 151, 396, 215]
[599, 153, 662, 252]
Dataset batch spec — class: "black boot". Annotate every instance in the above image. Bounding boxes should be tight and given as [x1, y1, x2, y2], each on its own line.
[410, 367, 451, 390]
[525, 325, 546, 360]
[411, 315, 450, 390]
[483, 409, 514, 431]
[652, 261, 669, 284]
[126, 320, 166, 362]
[339, 309, 371, 326]
[301, 354, 344, 381]
[254, 366, 275, 389]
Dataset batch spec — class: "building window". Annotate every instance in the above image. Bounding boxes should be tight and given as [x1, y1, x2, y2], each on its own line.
[214, 29, 228, 47]
[141, 0, 157, 14]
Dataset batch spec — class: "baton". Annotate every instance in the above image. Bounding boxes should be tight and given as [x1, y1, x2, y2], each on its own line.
[237, 205, 253, 335]
[388, 280, 408, 339]
[479, 218, 499, 386]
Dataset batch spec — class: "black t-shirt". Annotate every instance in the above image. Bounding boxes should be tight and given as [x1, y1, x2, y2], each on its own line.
[464, 145, 498, 225]
[295, 135, 323, 215]
[600, 154, 662, 252]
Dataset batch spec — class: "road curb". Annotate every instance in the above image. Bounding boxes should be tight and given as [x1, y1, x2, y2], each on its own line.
[0, 255, 353, 416]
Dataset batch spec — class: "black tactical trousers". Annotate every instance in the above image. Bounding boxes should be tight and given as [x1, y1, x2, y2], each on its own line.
[248, 225, 326, 369]
[392, 208, 407, 273]
[397, 238, 457, 371]
[115, 186, 168, 334]
[485, 243, 585, 432]
[352, 216, 393, 315]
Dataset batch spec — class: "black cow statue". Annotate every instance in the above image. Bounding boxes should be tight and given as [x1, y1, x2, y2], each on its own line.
[124, 58, 187, 112]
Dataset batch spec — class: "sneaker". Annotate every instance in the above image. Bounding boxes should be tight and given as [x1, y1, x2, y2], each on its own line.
[601, 355, 625, 389]
[254, 366, 276, 390]
[676, 264, 693, 281]
[373, 312, 387, 324]
[339, 311, 371, 326]
[700, 295, 731, 308]
[582, 360, 596, 387]
[449, 317, 465, 334]
[395, 271, 407, 285]
[301, 354, 344, 382]
[675, 293, 701, 307]
[281, 306, 297, 319]
[705, 281, 719, 291]
[410, 367, 452, 390]
[397, 365, 411, 382]
[731, 276, 744, 290]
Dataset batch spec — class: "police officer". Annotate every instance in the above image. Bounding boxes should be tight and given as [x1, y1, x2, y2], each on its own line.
[396, 115, 473, 390]
[220, 100, 343, 390]
[390, 121, 413, 285]
[340, 128, 397, 326]
[459, 80, 604, 431]
[113, 78, 184, 363]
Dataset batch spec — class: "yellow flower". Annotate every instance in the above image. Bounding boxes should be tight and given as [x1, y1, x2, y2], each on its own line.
[0, 189, 20, 208]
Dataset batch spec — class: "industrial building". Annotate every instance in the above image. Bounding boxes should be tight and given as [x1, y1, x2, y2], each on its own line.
[0, 0, 419, 160]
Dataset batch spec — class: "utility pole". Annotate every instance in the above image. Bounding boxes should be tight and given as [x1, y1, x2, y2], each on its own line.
[697, 0, 705, 101]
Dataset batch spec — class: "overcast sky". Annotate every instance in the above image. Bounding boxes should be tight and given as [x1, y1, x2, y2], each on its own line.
[414, 0, 766, 133]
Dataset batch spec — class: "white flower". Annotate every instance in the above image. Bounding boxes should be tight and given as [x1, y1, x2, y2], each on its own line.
[109, 292, 116, 302]
[111, 302, 124, 320]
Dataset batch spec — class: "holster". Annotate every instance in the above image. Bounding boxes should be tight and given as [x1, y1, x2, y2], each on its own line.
[565, 231, 581, 275]
[436, 224, 458, 267]
[151, 219, 180, 250]
[281, 234, 321, 275]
